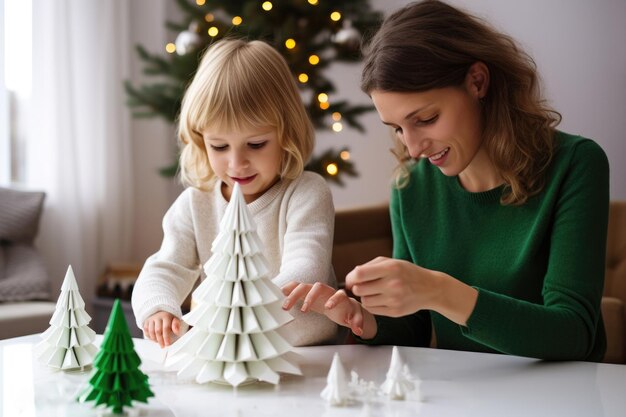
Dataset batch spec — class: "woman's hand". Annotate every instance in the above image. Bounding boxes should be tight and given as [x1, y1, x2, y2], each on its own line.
[143, 311, 181, 348]
[281, 281, 377, 338]
[346, 256, 478, 325]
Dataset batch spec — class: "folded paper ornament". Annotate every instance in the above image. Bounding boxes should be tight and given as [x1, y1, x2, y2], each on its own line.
[77, 299, 154, 414]
[380, 346, 419, 400]
[321, 352, 352, 406]
[34, 265, 98, 370]
[166, 183, 301, 386]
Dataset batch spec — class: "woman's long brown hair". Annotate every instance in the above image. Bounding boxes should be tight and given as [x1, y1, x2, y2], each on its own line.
[361, 0, 561, 205]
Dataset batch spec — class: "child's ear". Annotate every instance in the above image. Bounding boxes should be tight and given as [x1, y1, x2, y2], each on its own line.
[465, 62, 489, 99]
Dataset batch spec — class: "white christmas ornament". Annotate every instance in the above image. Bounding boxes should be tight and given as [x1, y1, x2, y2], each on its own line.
[380, 346, 419, 400]
[175, 22, 203, 55]
[332, 20, 361, 51]
[321, 352, 351, 406]
[166, 183, 301, 386]
[34, 265, 98, 370]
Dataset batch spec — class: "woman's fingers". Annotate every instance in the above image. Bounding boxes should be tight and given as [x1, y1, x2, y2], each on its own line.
[359, 293, 388, 310]
[345, 258, 393, 289]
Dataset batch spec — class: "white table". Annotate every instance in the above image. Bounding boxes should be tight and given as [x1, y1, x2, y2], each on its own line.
[1, 334, 624, 417]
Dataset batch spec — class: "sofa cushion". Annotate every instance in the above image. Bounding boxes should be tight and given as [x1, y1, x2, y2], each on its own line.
[0, 301, 57, 339]
[0, 244, 50, 301]
[0, 187, 49, 302]
[0, 187, 45, 243]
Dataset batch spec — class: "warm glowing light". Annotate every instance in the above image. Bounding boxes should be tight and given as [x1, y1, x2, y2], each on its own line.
[326, 163, 339, 176]
[308, 55, 320, 65]
[317, 93, 328, 103]
[262, 1, 273, 11]
[232, 16, 243, 25]
[320, 102, 330, 110]
[285, 38, 296, 49]
[308, 0, 318, 4]
[165, 43, 176, 53]
[205, 13, 215, 22]
[208, 26, 219, 37]
[340, 150, 351, 160]
[196, 0, 206, 5]
[332, 112, 342, 121]
[298, 73, 309, 83]
[332, 122, 343, 132]
[330, 11, 342, 21]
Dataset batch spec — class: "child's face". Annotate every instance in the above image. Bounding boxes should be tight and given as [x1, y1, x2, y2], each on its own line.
[203, 125, 282, 203]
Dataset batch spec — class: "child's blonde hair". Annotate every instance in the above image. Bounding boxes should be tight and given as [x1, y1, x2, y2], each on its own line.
[178, 39, 315, 190]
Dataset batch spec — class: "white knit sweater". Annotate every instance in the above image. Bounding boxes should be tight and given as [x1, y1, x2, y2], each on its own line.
[131, 172, 337, 346]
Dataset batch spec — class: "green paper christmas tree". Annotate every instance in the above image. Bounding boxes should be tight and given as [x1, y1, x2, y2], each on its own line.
[78, 299, 154, 414]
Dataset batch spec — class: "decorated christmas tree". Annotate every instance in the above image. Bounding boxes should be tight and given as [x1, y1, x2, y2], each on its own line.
[35, 265, 98, 371]
[78, 299, 154, 414]
[125, 0, 382, 184]
[165, 183, 300, 386]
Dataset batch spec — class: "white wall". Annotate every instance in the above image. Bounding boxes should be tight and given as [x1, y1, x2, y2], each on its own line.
[129, 0, 626, 262]
[129, 0, 184, 262]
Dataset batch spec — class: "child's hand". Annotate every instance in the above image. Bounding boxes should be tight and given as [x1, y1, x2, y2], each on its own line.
[281, 281, 376, 338]
[143, 311, 181, 348]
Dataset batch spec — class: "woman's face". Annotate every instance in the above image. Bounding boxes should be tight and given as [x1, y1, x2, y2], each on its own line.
[370, 65, 499, 191]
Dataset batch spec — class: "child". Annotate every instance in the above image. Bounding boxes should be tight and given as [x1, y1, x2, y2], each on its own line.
[131, 39, 337, 348]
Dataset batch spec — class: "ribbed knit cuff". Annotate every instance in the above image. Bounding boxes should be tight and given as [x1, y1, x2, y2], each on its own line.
[134, 295, 183, 330]
[462, 287, 498, 337]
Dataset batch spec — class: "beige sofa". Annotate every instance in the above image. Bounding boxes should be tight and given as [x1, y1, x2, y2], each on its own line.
[332, 201, 626, 364]
[0, 187, 56, 340]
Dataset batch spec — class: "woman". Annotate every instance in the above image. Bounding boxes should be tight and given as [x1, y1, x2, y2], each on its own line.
[283, 0, 609, 361]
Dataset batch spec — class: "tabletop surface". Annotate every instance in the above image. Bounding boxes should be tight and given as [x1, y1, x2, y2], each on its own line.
[1, 334, 624, 417]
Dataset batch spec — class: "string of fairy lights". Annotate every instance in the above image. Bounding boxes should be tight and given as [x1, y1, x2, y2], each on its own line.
[163, 0, 355, 177]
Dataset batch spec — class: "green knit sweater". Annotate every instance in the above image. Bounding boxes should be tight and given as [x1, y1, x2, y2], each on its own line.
[363, 131, 609, 361]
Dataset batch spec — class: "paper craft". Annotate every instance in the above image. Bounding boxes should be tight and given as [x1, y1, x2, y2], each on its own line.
[349, 370, 378, 400]
[166, 183, 301, 386]
[34, 265, 98, 370]
[321, 352, 351, 406]
[380, 346, 419, 400]
[77, 299, 154, 414]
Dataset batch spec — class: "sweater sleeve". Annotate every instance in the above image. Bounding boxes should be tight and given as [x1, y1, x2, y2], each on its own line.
[463, 140, 610, 360]
[272, 173, 338, 345]
[272, 173, 336, 289]
[131, 189, 202, 330]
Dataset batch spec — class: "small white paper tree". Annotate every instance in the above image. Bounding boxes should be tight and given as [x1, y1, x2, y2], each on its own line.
[380, 346, 418, 400]
[321, 352, 351, 406]
[166, 183, 301, 386]
[35, 265, 97, 370]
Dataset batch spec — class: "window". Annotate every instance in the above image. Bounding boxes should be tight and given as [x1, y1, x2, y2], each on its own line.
[1, 0, 32, 185]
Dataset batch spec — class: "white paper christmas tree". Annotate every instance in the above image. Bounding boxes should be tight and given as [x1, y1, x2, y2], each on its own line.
[321, 352, 351, 406]
[380, 346, 419, 400]
[35, 265, 98, 370]
[166, 183, 301, 386]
